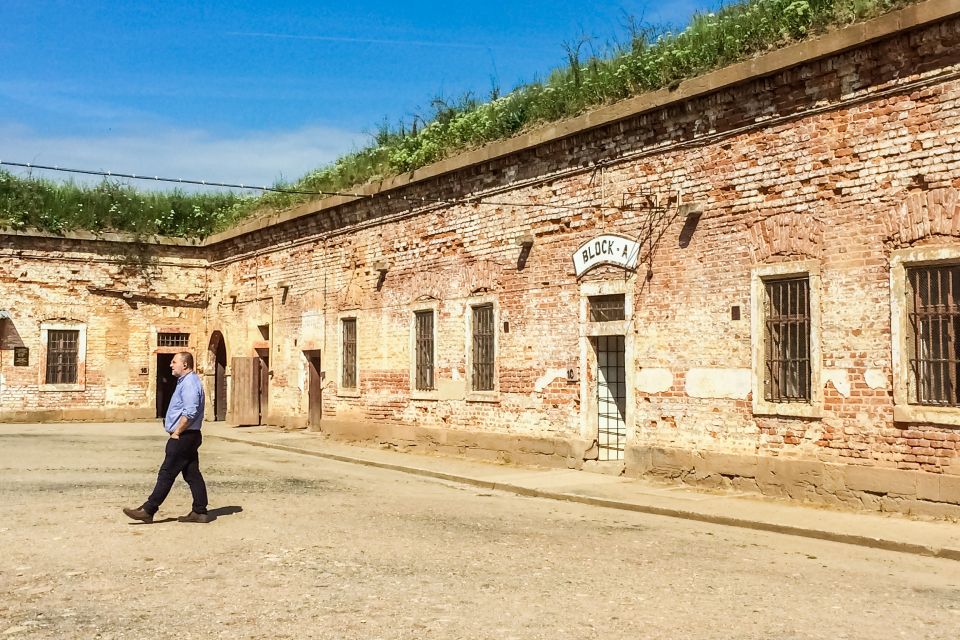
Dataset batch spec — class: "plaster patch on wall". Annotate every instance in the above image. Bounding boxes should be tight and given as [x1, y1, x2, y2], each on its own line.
[437, 379, 465, 400]
[637, 367, 673, 393]
[104, 363, 128, 404]
[864, 368, 888, 390]
[299, 311, 324, 347]
[823, 369, 851, 397]
[685, 368, 750, 399]
[297, 362, 307, 393]
[534, 368, 568, 393]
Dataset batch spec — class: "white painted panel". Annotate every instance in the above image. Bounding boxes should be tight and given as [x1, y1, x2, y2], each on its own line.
[685, 368, 751, 399]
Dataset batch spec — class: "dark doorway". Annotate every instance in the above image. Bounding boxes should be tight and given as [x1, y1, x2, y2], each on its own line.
[256, 350, 270, 424]
[208, 332, 227, 421]
[305, 351, 322, 428]
[156, 353, 177, 418]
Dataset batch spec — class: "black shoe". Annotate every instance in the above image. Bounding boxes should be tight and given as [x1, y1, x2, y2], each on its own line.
[177, 511, 211, 523]
[123, 506, 153, 523]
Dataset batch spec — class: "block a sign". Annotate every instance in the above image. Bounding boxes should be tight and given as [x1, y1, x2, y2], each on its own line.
[572, 234, 640, 277]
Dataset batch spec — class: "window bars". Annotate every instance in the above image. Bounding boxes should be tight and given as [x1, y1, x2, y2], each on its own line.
[157, 332, 189, 348]
[908, 265, 960, 406]
[589, 294, 626, 322]
[472, 305, 495, 391]
[415, 310, 435, 391]
[764, 277, 811, 402]
[341, 318, 357, 389]
[46, 329, 79, 384]
[596, 335, 627, 461]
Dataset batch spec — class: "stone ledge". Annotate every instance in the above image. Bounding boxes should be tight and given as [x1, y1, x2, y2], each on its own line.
[0, 408, 155, 423]
[0, 226, 202, 247]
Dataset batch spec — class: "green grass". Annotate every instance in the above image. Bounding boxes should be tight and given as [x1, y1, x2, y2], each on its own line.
[0, 0, 919, 238]
[0, 171, 249, 238]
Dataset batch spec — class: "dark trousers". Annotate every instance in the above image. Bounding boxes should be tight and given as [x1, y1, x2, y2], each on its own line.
[144, 430, 208, 515]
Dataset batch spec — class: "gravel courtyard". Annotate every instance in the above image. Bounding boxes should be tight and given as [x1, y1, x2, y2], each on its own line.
[1, 422, 958, 639]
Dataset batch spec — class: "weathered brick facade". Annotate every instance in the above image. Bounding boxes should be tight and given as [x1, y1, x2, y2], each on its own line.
[4, 0, 960, 516]
[0, 232, 206, 421]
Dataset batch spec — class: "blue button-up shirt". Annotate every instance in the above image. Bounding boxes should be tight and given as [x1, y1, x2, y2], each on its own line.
[164, 371, 205, 433]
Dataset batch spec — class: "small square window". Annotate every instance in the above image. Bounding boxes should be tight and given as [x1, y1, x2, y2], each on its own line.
[589, 295, 625, 322]
[158, 332, 190, 348]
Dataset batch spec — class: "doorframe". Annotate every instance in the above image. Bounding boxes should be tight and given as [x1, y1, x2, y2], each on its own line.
[155, 352, 178, 419]
[578, 278, 635, 459]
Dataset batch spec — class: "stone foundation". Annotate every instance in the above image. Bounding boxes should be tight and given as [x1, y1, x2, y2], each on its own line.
[309, 419, 592, 470]
[626, 445, 960, 519]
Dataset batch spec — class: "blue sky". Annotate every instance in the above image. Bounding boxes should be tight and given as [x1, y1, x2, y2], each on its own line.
[1, 1, 713, 191]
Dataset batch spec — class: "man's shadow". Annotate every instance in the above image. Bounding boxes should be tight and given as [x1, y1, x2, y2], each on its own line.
[206, 505, 243, 521]
[128, 506, 243, 525]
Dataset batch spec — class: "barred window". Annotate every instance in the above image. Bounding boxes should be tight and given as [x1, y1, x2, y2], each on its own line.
[908, 265, 960, 406]
[763, 277, 810, 402]
[158, 332, 189, 347]
[589, 294, 625, 322]
[46, 330, 79, 384]
[471, 305, 495, 391]
[415, 311, 435, 391]
[341, 318, 357, 389]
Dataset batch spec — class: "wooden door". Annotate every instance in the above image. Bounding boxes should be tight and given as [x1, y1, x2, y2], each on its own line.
[230, 357, 260, 425]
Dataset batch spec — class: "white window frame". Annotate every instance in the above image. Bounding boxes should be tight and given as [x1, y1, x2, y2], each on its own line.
[465, 296, 498, 402]
[751, 261, 822, 417]
[578, 279, 635, 447]
[891, 246, 960, 426]
[39, 320, 87, 392]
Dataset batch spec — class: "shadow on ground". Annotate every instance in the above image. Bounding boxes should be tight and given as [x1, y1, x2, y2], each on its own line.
[125, 506, 242, 525]
[208, 505, 243, 521]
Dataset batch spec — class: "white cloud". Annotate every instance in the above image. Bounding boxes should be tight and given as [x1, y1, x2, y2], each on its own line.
[0, 122, 368, 192]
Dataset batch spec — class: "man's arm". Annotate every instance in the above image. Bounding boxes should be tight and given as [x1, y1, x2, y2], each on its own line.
[170, 415, 190, 439]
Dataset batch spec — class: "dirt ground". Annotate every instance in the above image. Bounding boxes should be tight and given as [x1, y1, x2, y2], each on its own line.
[1, 422, 959, 640]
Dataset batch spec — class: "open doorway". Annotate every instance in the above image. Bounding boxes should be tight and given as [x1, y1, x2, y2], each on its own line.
[255, 349, 270, 423]
[156, 353, 177, 418]
[208, 332, 227, 421]
[304, 350, 322, 428]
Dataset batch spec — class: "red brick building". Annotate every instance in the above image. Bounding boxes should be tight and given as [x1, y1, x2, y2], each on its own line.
[3, 0, 960, 516]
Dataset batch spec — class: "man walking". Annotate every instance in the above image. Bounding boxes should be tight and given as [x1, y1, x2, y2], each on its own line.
[124, 351, 210, 524]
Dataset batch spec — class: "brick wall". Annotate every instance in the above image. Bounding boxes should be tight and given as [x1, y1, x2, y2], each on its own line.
[200, 8, 960, 514]
[5, 3, 960, 515]
[0, 234, 206, 421]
